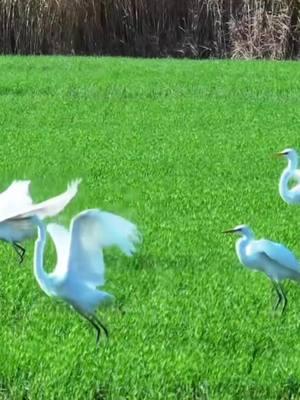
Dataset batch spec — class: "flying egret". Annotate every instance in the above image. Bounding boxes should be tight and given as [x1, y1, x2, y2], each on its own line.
[0, 179, 81, 263]
[32, 209, 141, 344]
[224, 224, 300, 313]
[276, 148, 300, 204]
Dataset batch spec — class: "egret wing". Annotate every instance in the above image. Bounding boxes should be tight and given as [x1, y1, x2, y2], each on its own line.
[248, 239, 299, 272]
[292, 169, 300, 182]
[0, 180, 33, 219]
[47, 223, 71, 278]
[67, 210, 106, 287]
[93, 210, 142, 255]
[0, 180, 81, 223]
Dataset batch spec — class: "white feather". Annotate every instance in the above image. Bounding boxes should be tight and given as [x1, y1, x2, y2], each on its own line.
[0, 217, 36, 243]
[49, 209, 142, 288]
[47, 223, 71, 274]
[33, 209, 141, 341]
[0, 179, 81, 245]
[0, 180, 33, 219]
[8, 179, 81, 222]
[247, 239, 300, 276]
[81, 210, 142, 255]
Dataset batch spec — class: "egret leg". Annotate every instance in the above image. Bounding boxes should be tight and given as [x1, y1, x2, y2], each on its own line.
[277, 283, 288, 314]
[92, 315, 109, 338]
[12, 242, 25, 264]
[79, 312, 101, 344]
[272, 282, 282, 311]
[75, 309, 108, 344]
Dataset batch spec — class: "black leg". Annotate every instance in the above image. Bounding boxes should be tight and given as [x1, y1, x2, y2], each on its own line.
[273, 282, 282, 311]
[278, 283, 288, 314]
[75, 309, 108, 344]
[13, 242, 26, 264]
[79, 312, 101, 344]
[92, 315, 109, 338]
[273, 281, 287, 314]
[88, 316, 101, 344]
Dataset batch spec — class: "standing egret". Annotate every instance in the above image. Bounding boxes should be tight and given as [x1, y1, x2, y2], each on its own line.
[32, 209, 141, 344]
[224, 224, 300, 313]
[276, 148, 300, 204]
[0, 179, 81, 263]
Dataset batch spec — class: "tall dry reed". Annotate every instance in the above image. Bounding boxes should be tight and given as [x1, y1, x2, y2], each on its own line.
[0, 0, 298, 58]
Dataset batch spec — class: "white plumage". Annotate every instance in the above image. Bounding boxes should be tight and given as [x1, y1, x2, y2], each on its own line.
[224, 224, 300, 312]
[276, 148, 300, 204]
[33, 209, 141, 343]
[0, 179, 81, 263]
[0, 180, 33, 216]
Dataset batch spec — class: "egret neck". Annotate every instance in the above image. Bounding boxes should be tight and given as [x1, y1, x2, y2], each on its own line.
[235, 228, 255, 267]
[279, 152, 298, 204]
[33, 217, 52, 296]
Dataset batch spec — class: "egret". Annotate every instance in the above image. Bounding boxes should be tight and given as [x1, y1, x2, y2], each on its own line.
[223, 224, 300, 313]
[276, 148, 300, 204]
[0, 179, 81, 263]
[32, 209, 141, 344]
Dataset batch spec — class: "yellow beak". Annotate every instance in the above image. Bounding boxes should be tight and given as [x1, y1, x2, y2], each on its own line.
[223, 228, 236, 234]
[274, 151, 286, 158]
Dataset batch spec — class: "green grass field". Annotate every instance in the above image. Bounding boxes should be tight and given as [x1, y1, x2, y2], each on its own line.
[1, 57, 300, 399]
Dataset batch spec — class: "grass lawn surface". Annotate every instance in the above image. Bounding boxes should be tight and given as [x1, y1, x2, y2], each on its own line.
[0, 57, 299, 399]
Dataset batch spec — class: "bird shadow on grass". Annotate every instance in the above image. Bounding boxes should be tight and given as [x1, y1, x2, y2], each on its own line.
[92, 386, 109, 400]
[277, 376, 300, 399]
[213, 380, 274, 399]
[172, 379, 209, 400]
[0, 379, 11, 400]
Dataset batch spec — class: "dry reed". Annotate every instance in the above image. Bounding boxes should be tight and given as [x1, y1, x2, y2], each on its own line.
[0, 0, 298, 58]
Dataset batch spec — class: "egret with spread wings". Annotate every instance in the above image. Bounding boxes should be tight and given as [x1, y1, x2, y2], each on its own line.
[32, 209, 141, 344]
[224, 224, 300, 313]
[0, 179, 80, 263]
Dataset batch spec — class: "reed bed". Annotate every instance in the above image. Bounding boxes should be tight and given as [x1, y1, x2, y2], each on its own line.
[0, 0, 298, 58]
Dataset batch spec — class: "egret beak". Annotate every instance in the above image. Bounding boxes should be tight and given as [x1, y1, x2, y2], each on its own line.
[223, 228, 236, 234]
[274, 151, 287, 158]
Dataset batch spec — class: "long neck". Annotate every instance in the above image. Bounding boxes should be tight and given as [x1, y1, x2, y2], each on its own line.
[33, 218, 51, 295]
[235, 234, 254, 267]
[279, 157, 298, 204]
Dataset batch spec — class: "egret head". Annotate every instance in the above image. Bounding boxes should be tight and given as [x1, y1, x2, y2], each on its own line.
[275, 148, 298, 163]
[223, 224, 254, 238]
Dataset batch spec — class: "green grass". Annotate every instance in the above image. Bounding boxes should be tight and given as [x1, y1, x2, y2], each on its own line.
[0, 57, 300, 399]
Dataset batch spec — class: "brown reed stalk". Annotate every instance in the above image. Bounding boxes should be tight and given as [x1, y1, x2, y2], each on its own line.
[0, 0, 298, 58]
[229, 0, 294, 60]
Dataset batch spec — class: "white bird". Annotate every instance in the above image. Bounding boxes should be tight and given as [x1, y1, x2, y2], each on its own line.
[0, 179, 81, 263]
[224, 224, 300, 313]
[32, 209, 141, 343]
[276, 148, 300, 204]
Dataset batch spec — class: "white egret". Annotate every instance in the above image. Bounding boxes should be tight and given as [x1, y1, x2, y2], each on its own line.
[276, 148, 300, 204]
[32, 209, 141, 343]
[0, 179, 81, 263]
[224, 224, 300, 313]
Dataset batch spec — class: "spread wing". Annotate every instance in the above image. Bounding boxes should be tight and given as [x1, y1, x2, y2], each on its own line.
[0, 180, 33, 219]
[0, 180, 81, 223]
[50, 209, 140, 287]
[248, 239, 300, 272]
[66, 210, 106, 287]
[292, 169, 300, 183]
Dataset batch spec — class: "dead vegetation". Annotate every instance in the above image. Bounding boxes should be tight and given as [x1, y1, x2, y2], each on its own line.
[0, 0, 298, 58]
